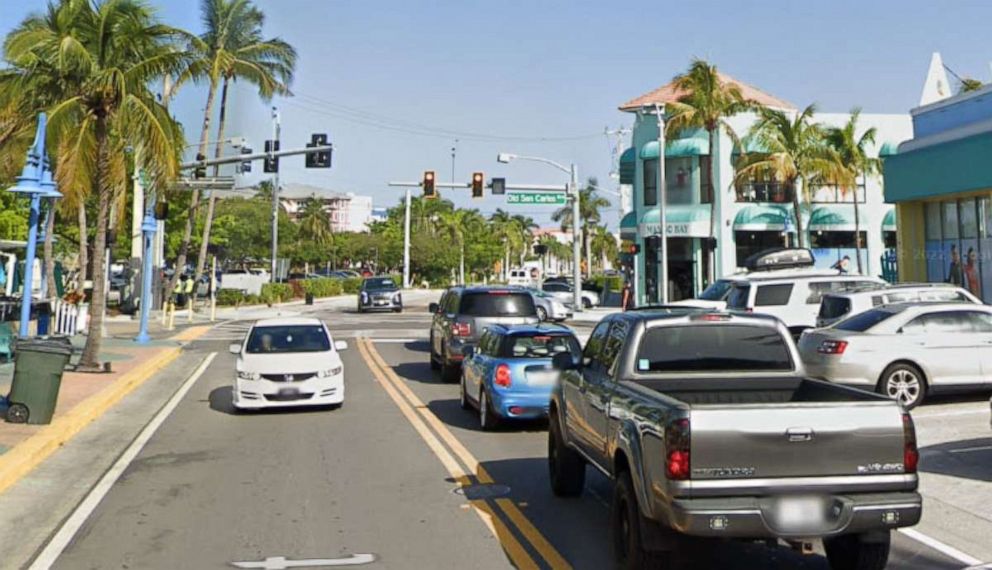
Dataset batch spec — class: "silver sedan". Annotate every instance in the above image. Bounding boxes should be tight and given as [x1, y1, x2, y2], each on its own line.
[527, 289, 572, 322]
[798, 302, 992, 409]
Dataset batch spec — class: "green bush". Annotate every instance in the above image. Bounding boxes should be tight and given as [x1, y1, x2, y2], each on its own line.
[301, 278, 344, 298]
[260, 283, 295, 304]
[588, 274, 623, 294]
[216, 288, 245, 306]
[340, 277, 363, 294]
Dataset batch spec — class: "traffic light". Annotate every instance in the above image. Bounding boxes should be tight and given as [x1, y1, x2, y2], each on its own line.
[240, 146, 252, 174]
[305, 133, 331, 168]
[626, 243, 641, 255]
[491, 177, 506, 195]
[534, 244, 548, 256]
[423, 170, 436, 198]
[264, 140, 280, 173]
[471, 172, 484, 198]
[194, 153, 206, 179]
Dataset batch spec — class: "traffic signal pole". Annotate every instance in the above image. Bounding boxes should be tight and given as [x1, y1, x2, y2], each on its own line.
[570, 163, 582, 311]
[270, 107, 280, 283]
[654, 104, 669, 304]
[403, 188, 411, 288]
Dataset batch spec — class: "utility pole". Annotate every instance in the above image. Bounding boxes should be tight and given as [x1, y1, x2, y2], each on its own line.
[654, 104, 669, 304]
[403, 188, 411, 288]
[451, 140, 457, 191]
[570, 163, 582, 310]
[269, 107, 280, 283]
[605, 126, 633, 216]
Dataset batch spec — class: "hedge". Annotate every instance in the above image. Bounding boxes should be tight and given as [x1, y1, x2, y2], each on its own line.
[301, 278, 344, 298]
[260, 283, 294, 305]
[587, 274, 623, 294]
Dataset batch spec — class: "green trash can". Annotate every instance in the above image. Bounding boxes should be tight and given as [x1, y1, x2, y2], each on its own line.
[5, 337, 73, 425]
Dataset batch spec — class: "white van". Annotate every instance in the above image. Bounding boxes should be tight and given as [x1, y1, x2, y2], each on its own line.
[507, 265, 542, 287]
[816, 283, 982, 328]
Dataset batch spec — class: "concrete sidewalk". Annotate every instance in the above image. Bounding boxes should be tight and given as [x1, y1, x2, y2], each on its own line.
[567, 306, 620, 324]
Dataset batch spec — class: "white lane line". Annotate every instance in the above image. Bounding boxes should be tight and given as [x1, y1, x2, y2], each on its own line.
[949, 445, 992, 454]
[898, 528, 983, 566]
[29, 352, 218, 570]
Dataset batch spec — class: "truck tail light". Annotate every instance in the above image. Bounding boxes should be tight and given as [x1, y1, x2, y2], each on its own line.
[817, 339, 848, 355]
[665, 418, 691, 481]
[902, 413, 919, 474]
[495, 364, 512, 387]
[452, 322, 471, 337]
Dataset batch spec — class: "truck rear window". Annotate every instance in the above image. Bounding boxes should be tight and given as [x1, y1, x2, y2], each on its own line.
[459, 292, 536, 316]
[635, 325, 793, 372]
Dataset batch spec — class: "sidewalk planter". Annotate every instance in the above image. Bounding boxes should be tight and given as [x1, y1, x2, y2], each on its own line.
[6, 337, 73, 424]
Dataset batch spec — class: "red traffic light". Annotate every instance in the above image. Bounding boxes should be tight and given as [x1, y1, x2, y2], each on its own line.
[627, 244, 641, 255]
[423, 170, 436, 198]
[471, 171, 484, 198]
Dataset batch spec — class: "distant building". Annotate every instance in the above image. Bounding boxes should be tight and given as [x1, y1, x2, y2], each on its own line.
[227, 183, 377, 233]
[370, 207, 389, 224]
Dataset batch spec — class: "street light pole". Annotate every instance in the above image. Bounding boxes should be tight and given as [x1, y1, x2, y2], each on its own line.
[570, 163, 582, 311]
[269, 107, 280, 283]
[135, 165, 157, 344]
[654, 104, 669, 304]
[403, 188, 411, 288]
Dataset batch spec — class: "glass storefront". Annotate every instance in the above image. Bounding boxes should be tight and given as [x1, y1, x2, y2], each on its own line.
[735, 230, 785, 267]
[644, 237, 696, 303]
[924, 197, 989, 300]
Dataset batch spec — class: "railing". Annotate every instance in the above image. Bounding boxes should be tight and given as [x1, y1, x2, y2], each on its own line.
[809, 184, 866, 203]
[735, 182, 794, 203]
[53, 299, 87, 336]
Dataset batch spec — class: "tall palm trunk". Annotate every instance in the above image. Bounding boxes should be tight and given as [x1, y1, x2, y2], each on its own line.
[195, 78, 230, 283]
[43, 206, 56, 297]
[793, 176, 806, 248]
[459, 241, 465, 284]
[80, 118, 110, 369]
[77, 204, 88, 290]
[853, 170, 864, 274]
[707, 127, 717, 284]
[170, 77, 219, 294]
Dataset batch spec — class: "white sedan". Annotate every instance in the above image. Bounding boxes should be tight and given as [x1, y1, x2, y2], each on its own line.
[230, 317, 347, 410]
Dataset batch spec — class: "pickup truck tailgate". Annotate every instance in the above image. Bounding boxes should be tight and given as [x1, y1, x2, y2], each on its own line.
[689, 403, 906, 480]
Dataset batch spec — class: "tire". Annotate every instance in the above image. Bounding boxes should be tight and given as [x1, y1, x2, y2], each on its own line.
[548, 413, 585, 497]
[442, 360, 461, 383]
[611, 470, 666, 570]
[536, 306, 548, 322]
[824, 532, 891, 570]
[878, 363, 926, 409]
[479, 389, 500, 431]
[5, 403, 29, 424]
[582, 297, 593, 310]
[459, 375, 471, 410]
[393, 307, 403, 313]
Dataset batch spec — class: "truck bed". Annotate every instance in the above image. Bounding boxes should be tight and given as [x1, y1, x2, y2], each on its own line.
[628, 376, 883, 406]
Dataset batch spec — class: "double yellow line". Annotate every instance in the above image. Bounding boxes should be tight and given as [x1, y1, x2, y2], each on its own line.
[356, 338, 571, 570]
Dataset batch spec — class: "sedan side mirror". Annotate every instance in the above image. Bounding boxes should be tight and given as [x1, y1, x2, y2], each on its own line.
[428, 302, 439, 314]
[334, 340, 349, 351]
[552, 351, 577, 371]
[228, 343, 241, 355]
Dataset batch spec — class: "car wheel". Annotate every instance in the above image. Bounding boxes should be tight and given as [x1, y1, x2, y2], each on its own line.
[548, 413, 585, 497]
[5, 403, 29, 424]
[878, 363, 927, 409]
[479, 389, 500, 431]
[824, 532, 891, 570]
[582, 298, 592, 310]
[459, 375, 471, 410]
[611, 469, 667, 569]
[393, 307, 403, 313]
[536, 306, 548, 322]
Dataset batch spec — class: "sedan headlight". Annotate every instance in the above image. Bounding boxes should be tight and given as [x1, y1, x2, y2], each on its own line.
[319, 366, 344, 378]
[360, 292, 369, 303]
[237, 370, 259, 380]
[393, 292, 402, 303]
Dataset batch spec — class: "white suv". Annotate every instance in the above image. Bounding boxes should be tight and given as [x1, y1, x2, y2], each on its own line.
[726, 274, 886, 335]
[816, 283, 982, 328]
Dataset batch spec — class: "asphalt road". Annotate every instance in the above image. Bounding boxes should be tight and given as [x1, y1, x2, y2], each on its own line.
[45, 303, 981, 569]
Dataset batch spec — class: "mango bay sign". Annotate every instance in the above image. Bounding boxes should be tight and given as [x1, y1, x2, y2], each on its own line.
[506, 191, 567, 206]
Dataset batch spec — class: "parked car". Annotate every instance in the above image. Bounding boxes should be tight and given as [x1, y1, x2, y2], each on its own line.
[541, 280, 600, 309]
[816, 283, 982, 328]
[229, 317, 348, 410]
[548, 309, 920, 569]
[358, 276, 402, 313]
[429, 287, 540, 382]
[461, 324, 581, 430]
[800, 302, 992, 409]
[525, 288, 572, 322]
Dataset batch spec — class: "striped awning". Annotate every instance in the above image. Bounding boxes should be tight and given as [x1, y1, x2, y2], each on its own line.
[639, 135, 710, 159]
[733, 204, 792, 230]
[882, 209, 897, 231]
[620, 210, 637, 238]
[808, 206, 856, 231]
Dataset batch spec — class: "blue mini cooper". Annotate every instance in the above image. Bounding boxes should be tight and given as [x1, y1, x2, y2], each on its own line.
[460, 324, 581, 430]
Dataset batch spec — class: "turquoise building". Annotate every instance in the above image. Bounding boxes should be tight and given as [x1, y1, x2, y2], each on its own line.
[617, 73, 911, 304]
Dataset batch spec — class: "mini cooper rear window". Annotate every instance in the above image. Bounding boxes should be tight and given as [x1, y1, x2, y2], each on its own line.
[501, 334, 580, 359]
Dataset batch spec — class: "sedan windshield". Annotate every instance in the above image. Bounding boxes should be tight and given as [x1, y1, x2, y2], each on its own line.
[698, 279, 733, 301]
[363, 278, 397, 291]
[246, 325, 331, 354]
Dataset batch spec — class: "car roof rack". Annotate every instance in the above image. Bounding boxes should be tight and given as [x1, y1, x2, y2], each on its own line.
[743, 248, 816, 272]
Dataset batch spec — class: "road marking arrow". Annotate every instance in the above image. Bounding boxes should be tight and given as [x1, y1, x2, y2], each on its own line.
[231, 554, 375, 569]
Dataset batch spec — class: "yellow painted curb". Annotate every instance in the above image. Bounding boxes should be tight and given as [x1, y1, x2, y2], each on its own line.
[170, 325, 212, 342]
[0, 346, 182, 497]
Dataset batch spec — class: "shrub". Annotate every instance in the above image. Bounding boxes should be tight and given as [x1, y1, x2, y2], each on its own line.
[588, 274, 623, 294]
[216, 288, 246, 306]
[340, 277, 363, 294]
[260, 283, 295, 305]
[301, 278, 344, 298]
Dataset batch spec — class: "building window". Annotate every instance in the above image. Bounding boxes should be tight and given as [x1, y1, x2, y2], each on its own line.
[643, 159, 657, 206]
[925, 202, 942, 240]
[699, 156, 713, 204]
[735, 230, 784, 268]
[810, 231, 867, 249]
[735, 180, 794, 203]
[809, 184, 866, 203]
[883, 231, 897, 249]
[943, 201, 959, 239]
[960, 199, 978, 239]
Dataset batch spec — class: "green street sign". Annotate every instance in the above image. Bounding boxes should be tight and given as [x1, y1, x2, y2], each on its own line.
[506, 191, 567, 206]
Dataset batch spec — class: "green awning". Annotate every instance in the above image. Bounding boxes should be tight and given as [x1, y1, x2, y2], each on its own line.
[638, 204, 711, 237]
[879, 141, 900, 157]
[619, 147, 635, 185]
[882, 208, 897, 231]
[639, 136, 709, 159]
[733, 204, 791, 230]
[885, 130, 992, 203]
[620, 211, 637, 238]
[809, 206, 855, 230]
[732, 138, 771, 155]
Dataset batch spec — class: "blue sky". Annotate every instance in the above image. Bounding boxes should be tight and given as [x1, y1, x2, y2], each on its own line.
[4, 0, 992, 228]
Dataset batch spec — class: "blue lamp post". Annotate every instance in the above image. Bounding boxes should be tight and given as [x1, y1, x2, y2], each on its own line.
[135, 169, 156, 345]
[7, 113, 62, 338]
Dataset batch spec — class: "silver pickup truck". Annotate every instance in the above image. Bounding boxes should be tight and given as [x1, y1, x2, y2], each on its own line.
[547, 309, 921, 570]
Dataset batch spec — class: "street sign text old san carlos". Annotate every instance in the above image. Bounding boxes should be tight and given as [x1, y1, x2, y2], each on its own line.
[506, 191, 567, 206]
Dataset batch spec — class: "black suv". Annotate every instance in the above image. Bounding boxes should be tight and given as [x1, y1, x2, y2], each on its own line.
[428, 286, 539, 382]
[358, 276, 402, 313]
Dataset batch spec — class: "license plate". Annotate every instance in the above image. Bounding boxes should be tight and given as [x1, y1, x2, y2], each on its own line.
[278, 387, 300, 396]
[773, 496, 825, 530]
[527, 370, 558, 386]
[375, 300, 388, 305]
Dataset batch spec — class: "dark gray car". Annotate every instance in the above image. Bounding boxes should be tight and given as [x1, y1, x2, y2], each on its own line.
[429, 287, 540, 382]
[358, 276, 402, 313]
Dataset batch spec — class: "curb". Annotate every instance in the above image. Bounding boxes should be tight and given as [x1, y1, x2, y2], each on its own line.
[0, 326, 209, 497]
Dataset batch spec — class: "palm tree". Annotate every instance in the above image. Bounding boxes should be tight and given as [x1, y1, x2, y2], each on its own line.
[589, 225, 618, 272]
[438, 209, 484, 284]
[960, 78, 983, 93]
[552, 178, 609, 277]
[734, 105, 841, 248]
[824, 109, 882, 274]
[298, 194, 332, 249]
[182, 0, 296, 286]
[511, 214, 538, 265]
[490, 209, 517, 280]
[3, 0, 185, 369]
[666, 59, 751, 281]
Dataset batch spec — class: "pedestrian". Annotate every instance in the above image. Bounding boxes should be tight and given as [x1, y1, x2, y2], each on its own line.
[174, 275, 187, 308]
[622, 280, 634, 311]
[184, 274, 195, 307]
[947, 245, 963, 286]
[964, 247, 980, 295]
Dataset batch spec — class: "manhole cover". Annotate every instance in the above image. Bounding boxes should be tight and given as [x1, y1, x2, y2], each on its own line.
[454, 483, 511, 500]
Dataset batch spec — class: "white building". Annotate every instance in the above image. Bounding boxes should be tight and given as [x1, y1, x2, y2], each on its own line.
[228, 183, 377, 233]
